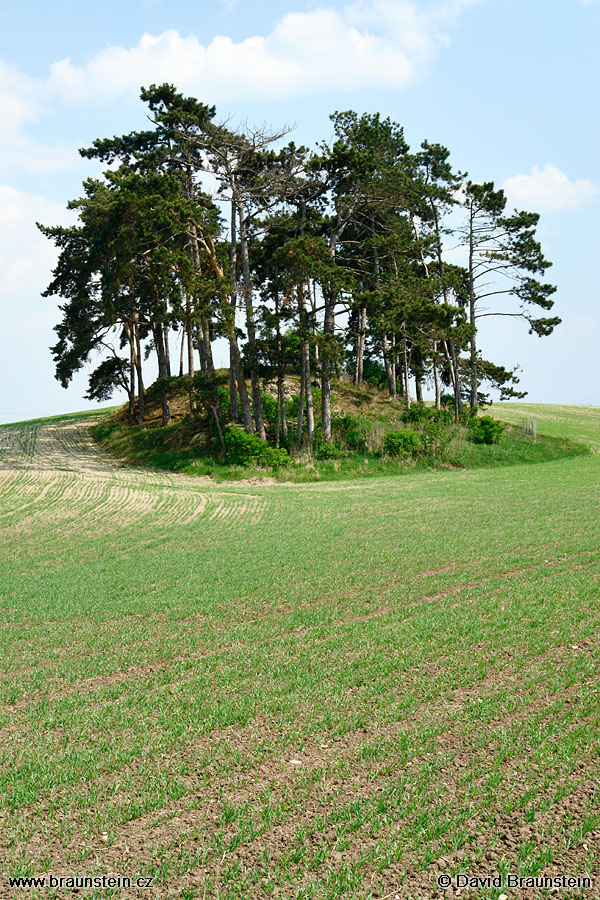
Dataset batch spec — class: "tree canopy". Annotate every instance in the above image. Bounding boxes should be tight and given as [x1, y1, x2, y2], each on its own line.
[39, 84, 560, 445]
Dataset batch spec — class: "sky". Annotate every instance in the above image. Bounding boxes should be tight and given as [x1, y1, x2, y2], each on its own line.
[1, 0, 599, 423]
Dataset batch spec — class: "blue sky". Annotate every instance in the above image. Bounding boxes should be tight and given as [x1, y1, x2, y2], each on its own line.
[1, 0, 599, 422]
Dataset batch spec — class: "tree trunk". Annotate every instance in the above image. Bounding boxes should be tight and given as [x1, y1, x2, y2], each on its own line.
[197, 322, 207, 371]
[402, 336, 411, 408]
[311, 280, 319, 366]
[201, 318, 222, 427]
[154, 324, 171, 426]
[469, 317, 478, 409]
[125, 322, 137, 421]
[468, 202, 478, 410]
[300, 297, 314, 444]
[360, 307, 367, 384]
[354, 306, 366, 385]
[178, 327, 185, 378]
[228, 352, 238, 421]
[186, 313, 196, 414]
[415, 374, 423, 403]
[277, 380, 288, 445]
[227, 204, 252, 430]
[321, 291, 335, 441]
[441, 338, 462, 422]
[231, 335, 253, 432]
[303, 340, 314, 442]
[433, 342, 441, 410]
[200, 318, 216, 372]
[228, 201, 240, 423]
[382, 332, 396, 398]
[451, 340, 463, 421]
[296, 365, 306, 447]
[275, 294, 288, 446]
[237, 200, 265, 439]
[164, 325, 171, 377]
[132, 308, 144, 423]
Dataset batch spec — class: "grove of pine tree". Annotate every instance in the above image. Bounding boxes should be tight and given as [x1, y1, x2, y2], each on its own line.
[39, 85, 560, 447]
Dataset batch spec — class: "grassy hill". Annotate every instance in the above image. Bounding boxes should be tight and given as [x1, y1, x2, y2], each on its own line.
[0, 403, 598, 897]
[90, 376, 588, 482]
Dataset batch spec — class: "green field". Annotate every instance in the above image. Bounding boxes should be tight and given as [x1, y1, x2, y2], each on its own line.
[493, 403, 600, 453]
[1, 406, 599, 899]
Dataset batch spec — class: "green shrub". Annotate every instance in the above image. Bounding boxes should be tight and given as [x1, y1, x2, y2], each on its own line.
[459, 405, 478, 426]
[331, 414, 369, 452]
[218, 385, 231, 420]
[401, 404, 453, 426]
[383, 429, 422, 457]
[260, 392, 278, 426]
[468, 415, 505, 445]
[223, 425, 289, 467]
[315, 443, 352, 460]
[421, 421, 456, 459]
[287, 389, 322, 422]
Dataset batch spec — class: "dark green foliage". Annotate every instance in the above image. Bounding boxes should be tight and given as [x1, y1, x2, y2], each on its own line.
[361, 359, 387, 389]
[331, 414, 369, 453]
[314, 443, 352, 460]
[260, 392, 278, 427]
[223, 425, 289, 468]
[85, 358, 129, 402]
[217, 386, 231, 420]
[468, 415, 505, 445]
[287, 389, 322, 421]
[192, 371, 228, 419]
[147, 376, 176, 400]
[383, 429, 422, 457]
[401, 403, 453, 426]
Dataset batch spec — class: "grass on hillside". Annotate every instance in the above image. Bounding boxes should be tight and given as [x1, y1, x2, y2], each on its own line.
[91, 377, 589, 482]
[0, 405, 598, 898]
[492, 402, 600, 453]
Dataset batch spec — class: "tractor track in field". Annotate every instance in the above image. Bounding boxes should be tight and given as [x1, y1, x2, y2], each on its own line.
[0, 418, 268, 548]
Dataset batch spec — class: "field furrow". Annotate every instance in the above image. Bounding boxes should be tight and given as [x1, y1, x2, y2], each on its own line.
[1, 407, 599, 899]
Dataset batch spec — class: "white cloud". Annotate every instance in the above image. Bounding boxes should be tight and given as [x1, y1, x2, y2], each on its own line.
[0, 0, 479, 179]
[0, 1, 479, 175]
[0, 59, 44, 131]
[503, 164, 599, 213]
[0, 186, 72, 302]
[0, 60, 79, 174]
[45, 1, 479, 104]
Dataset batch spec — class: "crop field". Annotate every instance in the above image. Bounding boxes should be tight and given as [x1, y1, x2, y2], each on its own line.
[0, 407, 599, 899]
